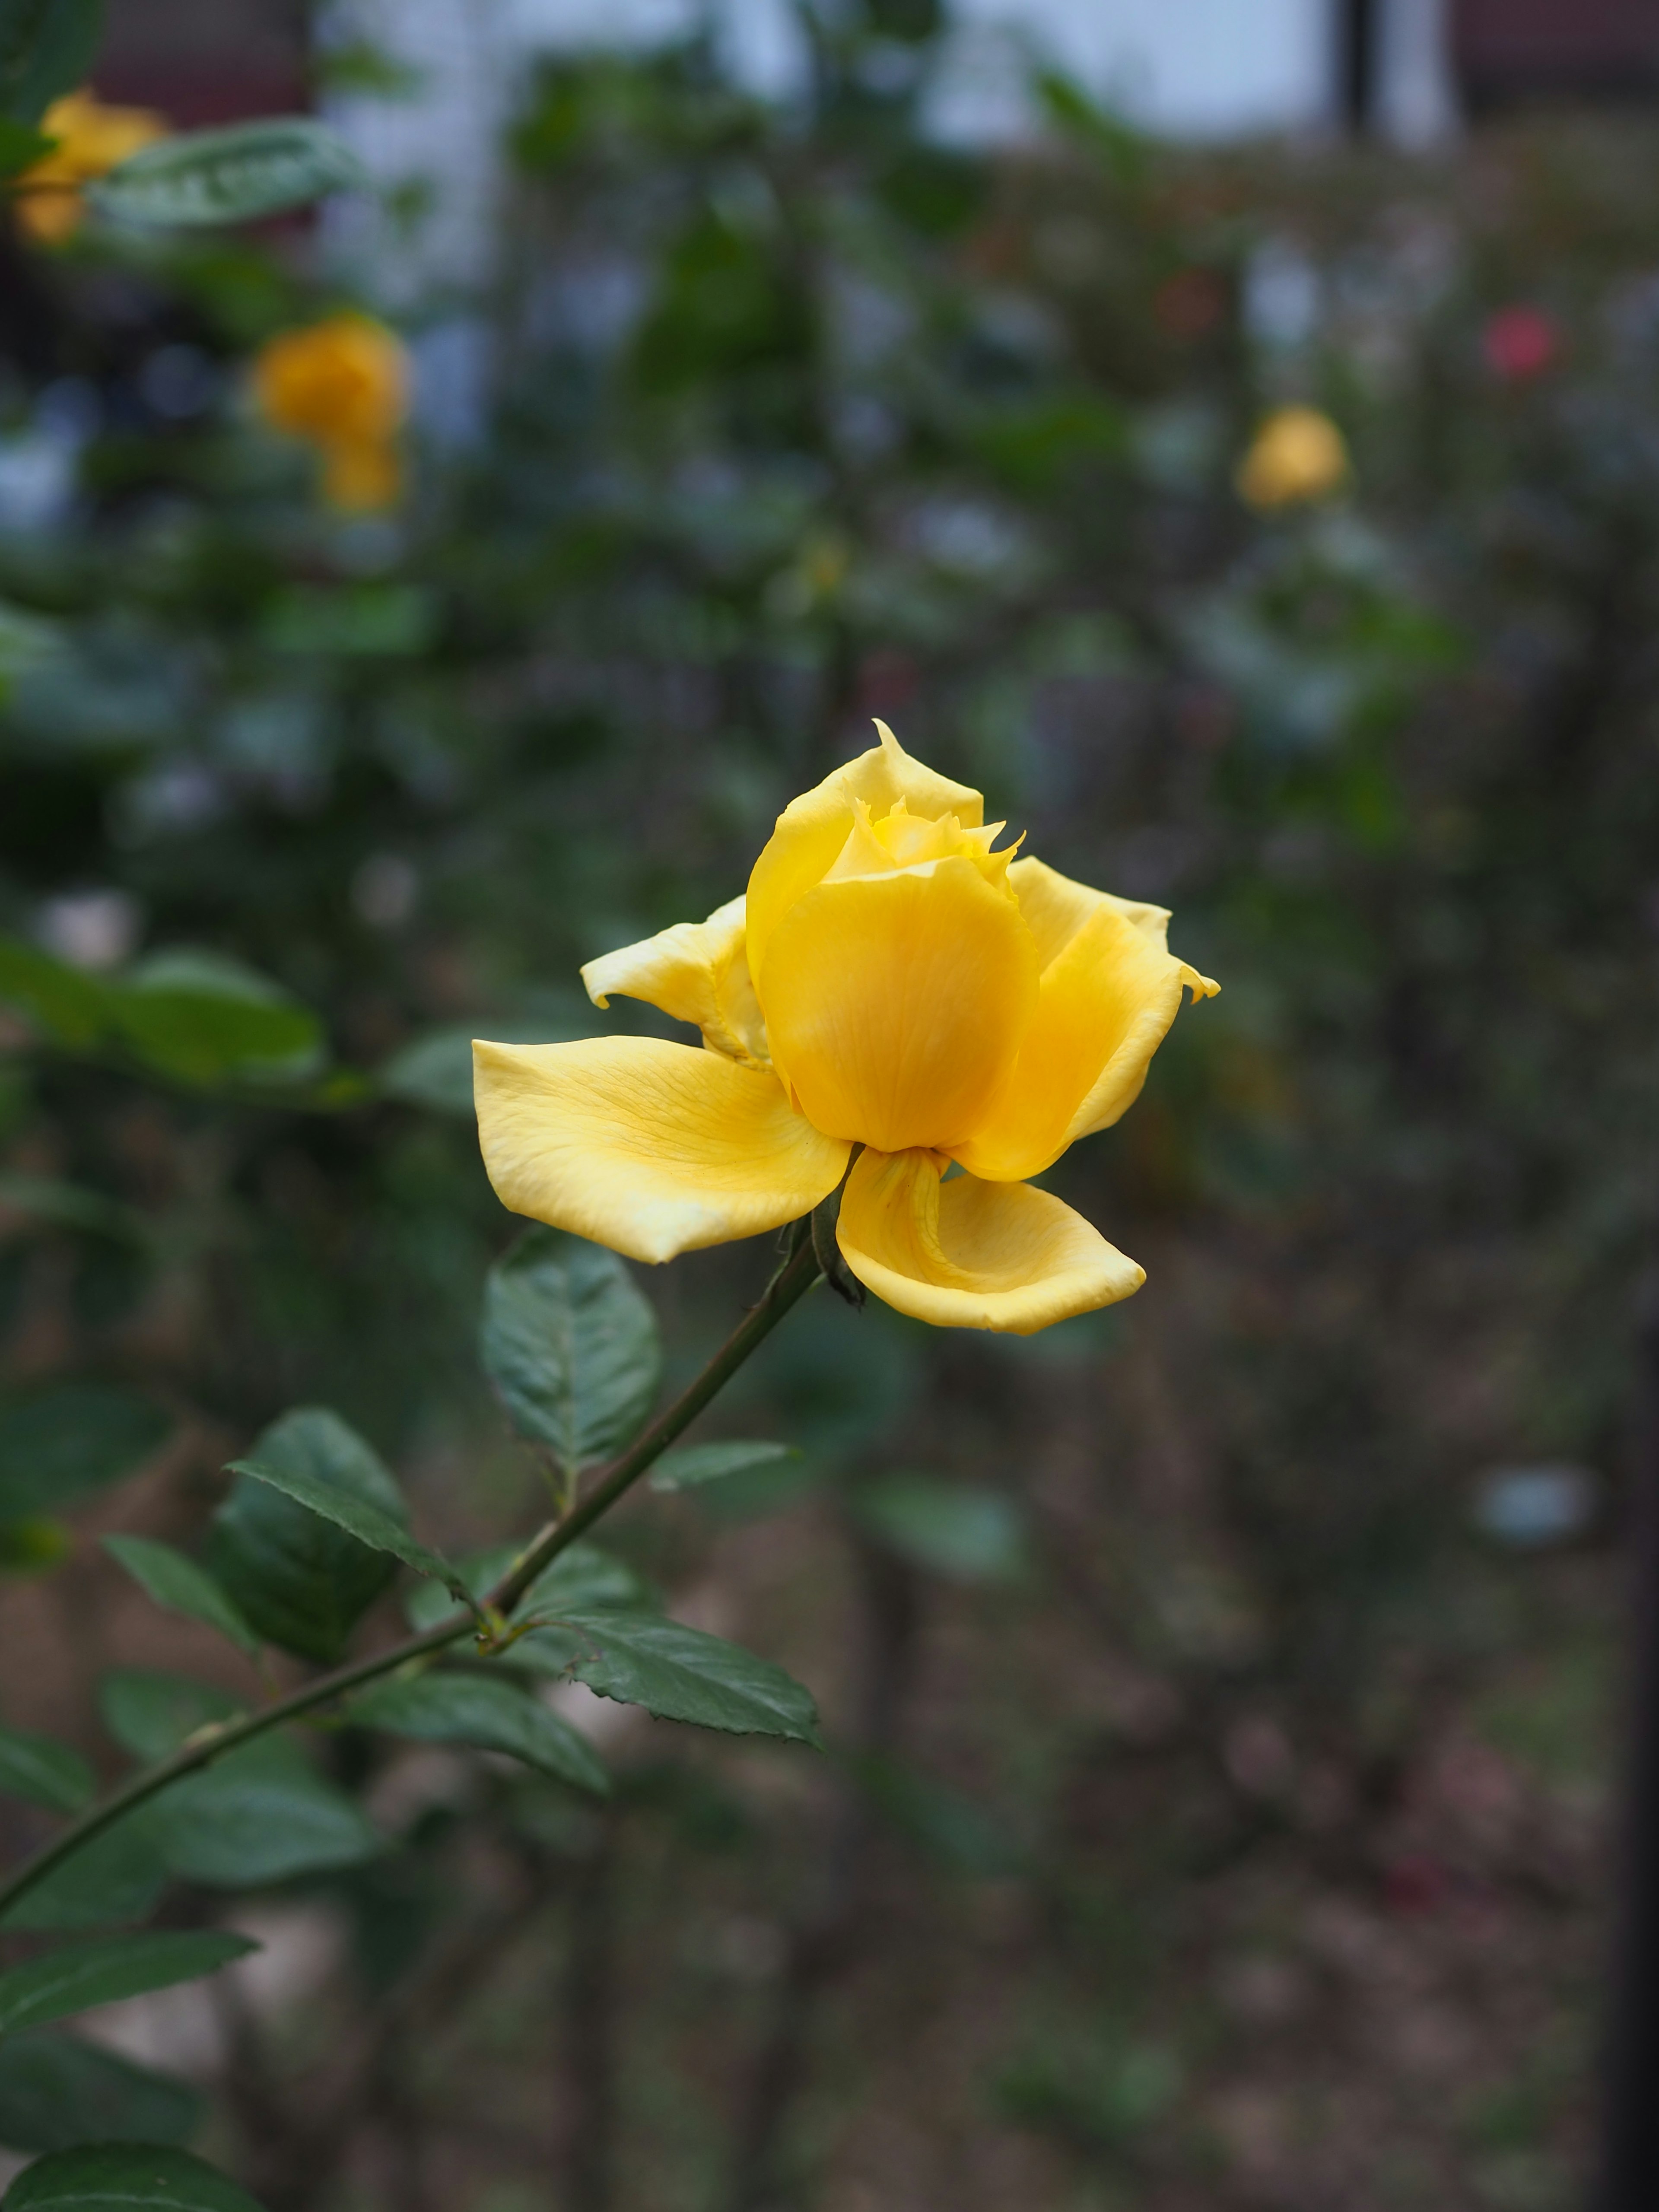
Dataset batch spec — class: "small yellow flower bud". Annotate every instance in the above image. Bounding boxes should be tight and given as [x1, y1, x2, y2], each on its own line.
[1235, 405, 1350, 509]
[251, 315, 410, 513]
[14, 88, 168, 245]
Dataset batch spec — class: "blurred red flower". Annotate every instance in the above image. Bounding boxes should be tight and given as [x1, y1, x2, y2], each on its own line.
[1482, 305, 1559, 381]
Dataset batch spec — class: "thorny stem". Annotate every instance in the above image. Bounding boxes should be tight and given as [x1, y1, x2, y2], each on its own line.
[0, 1232, 824, 1923]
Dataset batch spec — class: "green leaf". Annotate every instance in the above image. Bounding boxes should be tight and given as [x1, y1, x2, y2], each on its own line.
[0, 2032, 200, 2155]
[480, 1228, 660, 1472]
[512, 1611, 822, 1748]
[0, 938, 107, 1051]
[0, 1823, 167, 1936]
[850, 1478, 1028, 1583]
[109, 952, 323, 1089]
[97, 1673, 238, 1767]
[95, 1673, 380, 1887]
[0, 1932, 257, 2039]
[649, 1440, 798, 1493]
[0, 1729, 91, 1815]
[207, 1409, 407, 1665]
[0, 116, 48, 178]
[350, 1672, 609, 1797]
[148, 1762, 379, 1888]
[0, 1386, 170, 1524]
[223, 1452, 454, 1590]
[2, 2145, 263, 2212]
[86, 116, 364, 227]
[100, 1539, 261, 1660]
[0, 0, 101, 125]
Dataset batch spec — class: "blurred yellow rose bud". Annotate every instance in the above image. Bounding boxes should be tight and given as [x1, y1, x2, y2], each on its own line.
[251, 314, 410, 513]
[1236, 405, 1349, 509]
[15, 88, 168, 245]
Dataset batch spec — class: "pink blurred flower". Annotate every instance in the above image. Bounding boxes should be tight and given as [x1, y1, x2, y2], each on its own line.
[1482, 305, 1559, 382]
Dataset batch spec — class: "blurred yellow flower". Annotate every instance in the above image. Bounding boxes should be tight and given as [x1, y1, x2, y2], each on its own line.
[474, 722, 1217, 1334]
[251, 314, 410, 513]
[1236, 405, 1349, 509]
[15, 88, 167, 245]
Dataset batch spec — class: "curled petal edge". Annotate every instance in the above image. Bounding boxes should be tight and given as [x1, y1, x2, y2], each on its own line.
[836, 1146, 1144, 1335]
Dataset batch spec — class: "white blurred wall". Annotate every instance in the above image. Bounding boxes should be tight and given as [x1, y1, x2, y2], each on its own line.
[322, 0, 1456, 308]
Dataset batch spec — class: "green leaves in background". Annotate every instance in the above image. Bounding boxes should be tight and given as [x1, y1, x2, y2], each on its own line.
[0, 1932, 256, 2040]
[0, 1730, 91, 1816]
[850, 1477, 1028, 1583]
[109, 953, 322, 1088]
[512, 1612, 822, 1748]
[0, 0, 101, 125]
[100, 1539, 259, 1660]
[208, 1409, 407, 1664]
[0, 938, 324, 1090]
[0, 2034, 201, 2155]
[1, 2145, 264, 2212]
[0, 1824, 166, 1937]
[480, 1228, 661, 1473]
[380, 1010, 590, 1118]
[97, 1672, 379, 1887]
[87, 117, 364, 228]
[350, 1671, 609, 1796]
[649, 1440, 798, 1493]
[0, 1386, 168, 1526]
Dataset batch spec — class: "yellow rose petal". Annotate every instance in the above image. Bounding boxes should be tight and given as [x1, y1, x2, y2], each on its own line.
[758, 854, 1038, 1154]
[473, 1036, 848, 1264]
[836, 1147, 1144, 1334]
[745, 719, 983, 988]
[581, 895, 767, 1065]
[954, 859, 1217, 1184]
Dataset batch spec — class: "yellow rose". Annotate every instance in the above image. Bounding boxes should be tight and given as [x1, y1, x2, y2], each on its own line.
[251, 315, 409, 512]
[1236, 405, 1349, 509]
[474, 723, 1217, 1335]
[15, 89, 168, 245]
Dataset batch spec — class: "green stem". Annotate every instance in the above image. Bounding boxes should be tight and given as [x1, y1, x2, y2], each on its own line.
[0, 1233, 823, 1924]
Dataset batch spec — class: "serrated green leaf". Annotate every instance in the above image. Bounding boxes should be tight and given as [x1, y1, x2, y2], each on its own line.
[850, 1478, 1028, 1583]
[350, 1672, 609, 1797]
[0, 0, 100, 125]
[0, 1386, 170, 1524]
[100, 1538, 261, 1659]
[0, 1932, 257, 2040]
[649, 1440, 798, 1493]
[220, 1453, 451, 1589]
[511, 1611, 822, 1748]
[2, 2144, 263, 2212]
[88, 116, 364, 227]
[207, 1409, 406, 1664]
[0, 1729, 91, 1815]
[0, 2031, 201, 2155]
[0, 938, 106, 1049]
[480, 1228, 660, 1471]
[109, 952, 323, 1089]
